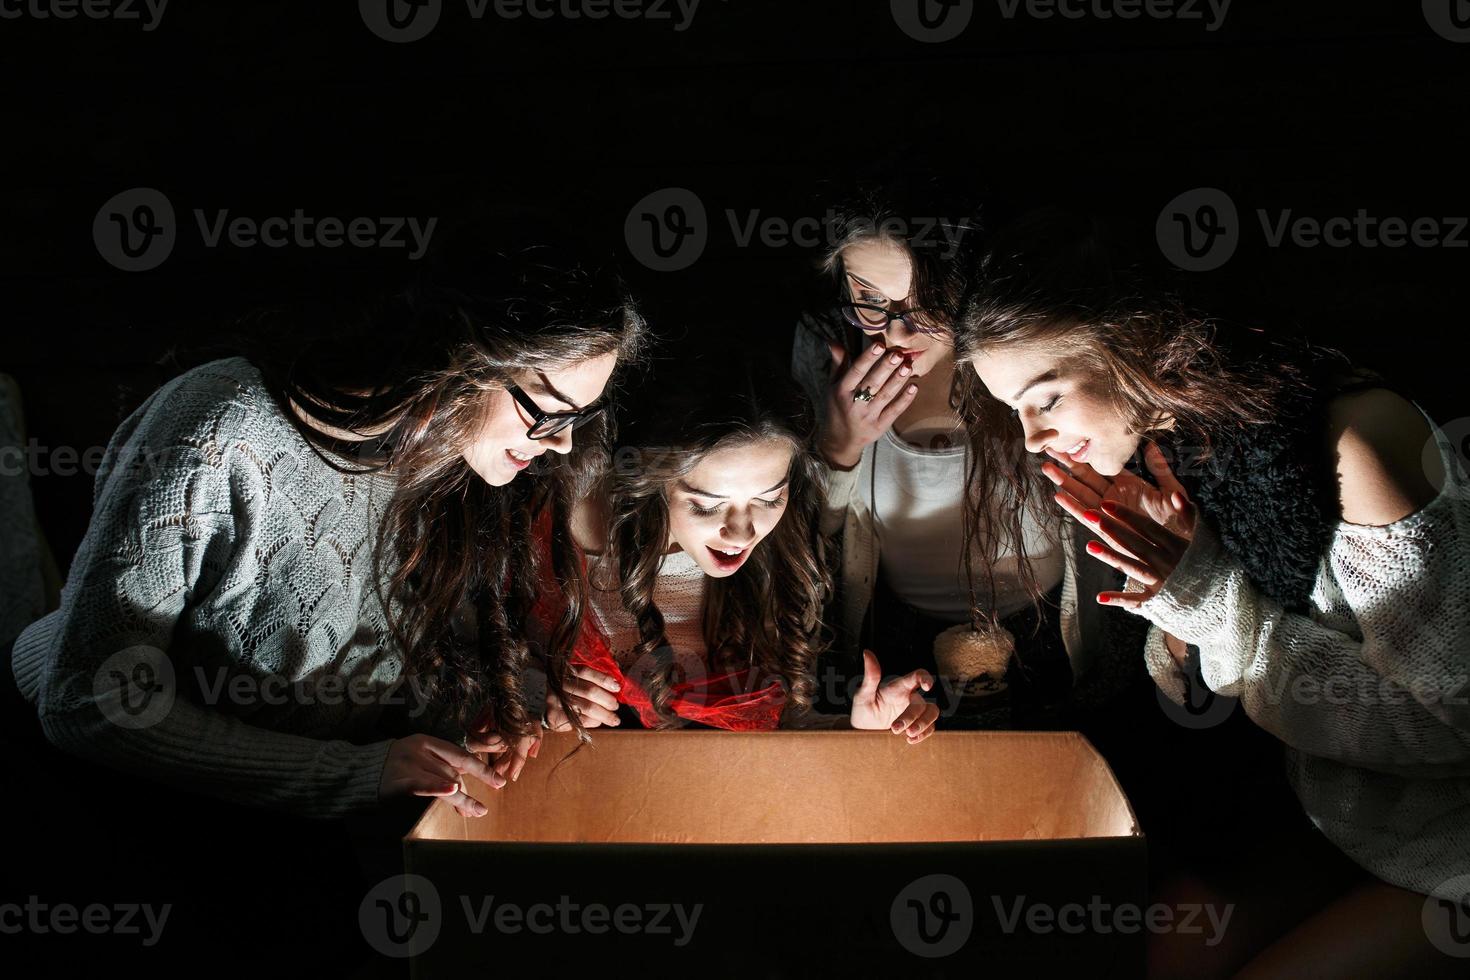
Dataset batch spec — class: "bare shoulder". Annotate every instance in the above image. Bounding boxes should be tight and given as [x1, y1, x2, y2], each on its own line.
[1325, 388, 1440, 527]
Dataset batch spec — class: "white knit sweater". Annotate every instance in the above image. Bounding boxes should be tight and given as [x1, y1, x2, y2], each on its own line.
[10, 358, 417, 819]
[1137, 417, 1470, 900]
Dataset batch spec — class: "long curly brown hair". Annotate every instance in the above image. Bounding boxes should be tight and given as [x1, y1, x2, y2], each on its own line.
[256, 252, 647, 738]
[594, 361, 831, 727]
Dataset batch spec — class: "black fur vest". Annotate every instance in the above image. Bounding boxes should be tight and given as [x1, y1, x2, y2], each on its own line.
[1147, 344, 1373, 614]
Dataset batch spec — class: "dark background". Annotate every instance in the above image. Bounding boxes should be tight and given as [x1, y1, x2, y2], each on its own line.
[1, 3, 1466, 974]
[4, 0, 1467, 566]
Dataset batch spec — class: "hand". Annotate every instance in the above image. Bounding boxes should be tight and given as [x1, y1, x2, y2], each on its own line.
[1082, 495, 1197, 610]
[378, 733, 503, 818]
[1042, 442, 1193, 547]
[849, 650, 939, 744]
[817, 340, 920, 469]
[545, 664, 622, 732]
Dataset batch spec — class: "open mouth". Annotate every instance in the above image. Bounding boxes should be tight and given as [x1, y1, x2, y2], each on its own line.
[1063, 438, 1091, 462]
[706, 545, 749, 571]
[505, 448, 538, 470]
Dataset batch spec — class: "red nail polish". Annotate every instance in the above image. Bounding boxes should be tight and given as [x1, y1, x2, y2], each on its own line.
[1083, 509, 1101, 523]
[1086, 540, 1103, 554]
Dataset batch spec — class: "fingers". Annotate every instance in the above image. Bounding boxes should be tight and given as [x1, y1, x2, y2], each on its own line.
[874, 381, 920, 427]
[426, 738, 506, 791]
[1081, 505, 1168, 571]
[492, 735, 538, 783]
[1101, 499, 1191, 556]
[1045, 448, 1111, 498]
[462, 732, 507, 754]
[563, 674, 621, 714]
[1085, 539, 1161, 587]
[570, 664, 623, 696]
[1097, 591, 1148, 610]
[903, 703, 940, 744]
[562, 693, 621, 728]
[858, 650, 882, 700]
[408, 765, 489, 817]
[1044, 462, 1103, 511]
[890, 696, 937, 739]
[838, 342, 886, 393]
[872, 354, 916, 403]
[444, 788, 489, 819]
[884, 668, 935, 698]
[1146, 443, 1189, 500]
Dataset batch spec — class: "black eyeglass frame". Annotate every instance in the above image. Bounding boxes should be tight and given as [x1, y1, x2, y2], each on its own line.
[837, 302, 944, 335]
[507, 383, 607, 440]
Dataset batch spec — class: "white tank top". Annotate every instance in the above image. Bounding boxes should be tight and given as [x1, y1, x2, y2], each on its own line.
[869, 428, 1063, 621]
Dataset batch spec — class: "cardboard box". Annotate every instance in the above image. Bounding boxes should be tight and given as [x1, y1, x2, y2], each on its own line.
[394, 730, 1145, 977]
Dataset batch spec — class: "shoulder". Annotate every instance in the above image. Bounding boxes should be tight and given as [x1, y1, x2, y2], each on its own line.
[1324, 387, 1439, 527]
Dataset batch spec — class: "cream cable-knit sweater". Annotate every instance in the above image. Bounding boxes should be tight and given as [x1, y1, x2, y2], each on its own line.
[11, 358, 417, 819]
[1138, 417, 1470, 900]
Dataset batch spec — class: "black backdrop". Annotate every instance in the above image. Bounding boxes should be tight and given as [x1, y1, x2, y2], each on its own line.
[4, 0, 1467, 565]
[2, 3, 1469, 976]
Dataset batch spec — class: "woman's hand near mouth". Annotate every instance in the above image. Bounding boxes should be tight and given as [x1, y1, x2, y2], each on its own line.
[818, 339, 920, 469]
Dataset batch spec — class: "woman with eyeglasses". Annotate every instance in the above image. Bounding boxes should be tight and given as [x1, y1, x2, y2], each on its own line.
[476, 350, 940, 776]
[790, 188, 1138, 728]
[8, 246, 646, 821]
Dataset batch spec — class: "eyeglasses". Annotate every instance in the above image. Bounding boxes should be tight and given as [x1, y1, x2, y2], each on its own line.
[507, 383, 607, 440]
[838, 302, 944, 335]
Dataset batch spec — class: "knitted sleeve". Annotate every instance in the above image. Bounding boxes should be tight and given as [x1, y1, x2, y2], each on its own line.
[16, 369, 392, 819]
[1135, 492, 1470, 772]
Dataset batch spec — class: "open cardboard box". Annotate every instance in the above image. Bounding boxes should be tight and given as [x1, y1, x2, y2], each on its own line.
[398, 730, 1145, 977]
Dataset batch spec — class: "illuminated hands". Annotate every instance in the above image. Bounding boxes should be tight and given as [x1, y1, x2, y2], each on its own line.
[378, 733, 500, 819]
[1043, 443, 1197, 611]
[849, 650, 939, 744]
[465, 664, 623, 783]
[818, 340, 920, 469]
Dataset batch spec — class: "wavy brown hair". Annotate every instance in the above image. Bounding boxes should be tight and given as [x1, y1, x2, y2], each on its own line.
[594, 361, 831, 727]
[256, 252, 647, 738]
[954, 209, 1309, 563]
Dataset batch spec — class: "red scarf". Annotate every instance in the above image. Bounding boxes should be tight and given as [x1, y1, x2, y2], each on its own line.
[531, 512, 787, 731]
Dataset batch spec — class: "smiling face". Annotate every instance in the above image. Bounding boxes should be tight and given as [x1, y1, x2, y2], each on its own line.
[839, 238, 953, 380]
[970, 341, 1140, 476]
[665, 436, 795, 578]
[460, 351, 619, 486]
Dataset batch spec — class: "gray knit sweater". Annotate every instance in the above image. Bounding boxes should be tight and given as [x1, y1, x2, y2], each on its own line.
[11, 358, 422, 819]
